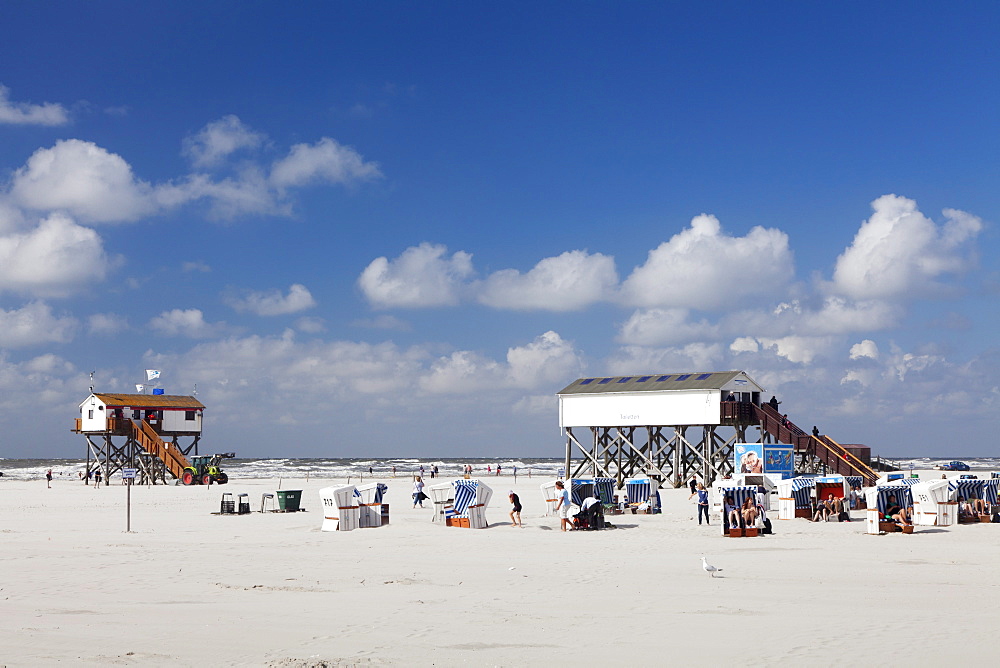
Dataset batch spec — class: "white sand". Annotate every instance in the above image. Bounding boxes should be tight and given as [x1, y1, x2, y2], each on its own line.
[1, 471, 996, 666]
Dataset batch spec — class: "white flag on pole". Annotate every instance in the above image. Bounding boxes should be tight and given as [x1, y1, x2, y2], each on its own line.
[146, 369, 161, 381]
[135, 384, 145, 393]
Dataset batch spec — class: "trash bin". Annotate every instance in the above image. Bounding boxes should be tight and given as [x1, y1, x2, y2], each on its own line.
[276, 489, 302, 512]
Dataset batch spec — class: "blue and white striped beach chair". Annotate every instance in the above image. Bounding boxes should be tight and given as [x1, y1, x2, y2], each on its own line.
[718, 485, 764, 535]
[864, 485, 913, 534]
[625, 478, 661, 514]
[571, 479, 594, 506]
[949, 479, 987, 520]
[776, 477, 815, 519]
[449, 479, 493, 528]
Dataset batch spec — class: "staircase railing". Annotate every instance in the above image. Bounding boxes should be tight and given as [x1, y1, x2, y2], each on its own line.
[751, 404, 877, 485]
[130, 419, 190, 480]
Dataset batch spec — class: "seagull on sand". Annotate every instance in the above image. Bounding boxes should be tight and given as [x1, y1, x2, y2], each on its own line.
[701, 556, 722, 578]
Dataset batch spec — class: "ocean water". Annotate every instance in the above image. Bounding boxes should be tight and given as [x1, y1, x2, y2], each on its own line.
[0, 457, 567, 483]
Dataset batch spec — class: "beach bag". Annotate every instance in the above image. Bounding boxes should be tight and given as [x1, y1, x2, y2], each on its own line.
[761, 516, 773, 534]
[419, 491, 429, 501]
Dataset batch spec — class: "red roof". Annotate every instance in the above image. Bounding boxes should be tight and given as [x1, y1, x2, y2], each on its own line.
[92, 393, 205, 409]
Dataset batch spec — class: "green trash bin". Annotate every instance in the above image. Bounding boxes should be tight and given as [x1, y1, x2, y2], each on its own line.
[276, 489, 303, 512]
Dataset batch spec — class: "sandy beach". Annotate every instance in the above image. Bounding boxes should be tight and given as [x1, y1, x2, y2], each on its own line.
[1, 471, 997, 666]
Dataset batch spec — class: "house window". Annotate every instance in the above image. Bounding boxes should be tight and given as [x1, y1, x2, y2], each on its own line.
[88, 410, 94, 419]
[132, 410, 140, 419]
[185, 411, 196, 421]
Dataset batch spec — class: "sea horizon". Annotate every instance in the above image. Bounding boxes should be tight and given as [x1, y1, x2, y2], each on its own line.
[2, 454, 999, 482]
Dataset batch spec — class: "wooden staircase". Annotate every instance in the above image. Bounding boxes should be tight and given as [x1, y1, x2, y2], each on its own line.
[752, 405, 878, 485]
[130, 419, 191, 480]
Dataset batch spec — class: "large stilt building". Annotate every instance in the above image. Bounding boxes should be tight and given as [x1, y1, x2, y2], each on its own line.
[556, 370, 877, 488]
[73, 392, 205, 484]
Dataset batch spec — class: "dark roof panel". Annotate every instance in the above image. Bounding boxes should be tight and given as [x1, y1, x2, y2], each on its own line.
[557, 371, 754, 395]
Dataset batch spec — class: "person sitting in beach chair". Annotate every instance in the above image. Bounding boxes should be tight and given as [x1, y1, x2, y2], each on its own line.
[724, 495, 742, 529]
[957, 496, 984, 520]
[812, 497, 831, 522]
[884, 494, 911, 526]
[740, 496, 759, 528]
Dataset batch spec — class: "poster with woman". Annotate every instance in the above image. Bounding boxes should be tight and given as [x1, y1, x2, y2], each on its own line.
[733, 443, 764, 474]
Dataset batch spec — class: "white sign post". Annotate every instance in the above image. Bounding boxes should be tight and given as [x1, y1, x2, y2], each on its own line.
[123, 468, 137, 532]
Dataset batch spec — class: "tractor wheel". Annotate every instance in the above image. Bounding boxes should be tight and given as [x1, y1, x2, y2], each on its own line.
[182, 471, 194, 485]
[216, 473, 229, 485]
[202, 474, 213, 486]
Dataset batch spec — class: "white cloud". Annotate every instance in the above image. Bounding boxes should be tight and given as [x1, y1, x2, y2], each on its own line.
[9, 139, 158, 222]
[621, 214, 793, 309]
[226, 283, 316, 316]
[506, 331, 582, 388]
[0, 302, 77, 348]
[148, 309, 226, 338]
[798, 298, 901, 335]
[269, 137, 382, 189]
[183, 115, 265, 167]
[730, 336, 759, 354]
[617, 308, 720, 346]
[155, 169, 287, 220]
[88, 313, 128, 335]
[831, 194, 983, 300]
[757, 335, 837, 364]
[419, 331, 582, 394]
[608, 342, 723, 374]
[419, 350, 505, 394]
[294, 316, 327, 333]
[477, 250, 618, 311]
[0, 213, 113, 297]
[849, 339, 879, 360]
[0, 84, 69, 126]
[10, 140, 158, 223]
[358, 243, 474, 308]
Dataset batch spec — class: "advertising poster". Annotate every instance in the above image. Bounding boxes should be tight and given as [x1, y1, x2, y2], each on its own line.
[764, 446, 794, 479]
[733, 443, 764, 474]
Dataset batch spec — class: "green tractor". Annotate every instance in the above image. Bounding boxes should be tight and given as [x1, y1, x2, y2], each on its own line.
[181, 452, 235, 485]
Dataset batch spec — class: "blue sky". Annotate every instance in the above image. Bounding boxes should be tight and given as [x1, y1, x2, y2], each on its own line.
[1, 2, 997, 458]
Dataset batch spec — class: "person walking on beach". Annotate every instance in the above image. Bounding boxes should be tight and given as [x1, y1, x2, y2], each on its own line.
[496, 464, 501, 476]
[412, 476, 425, 508]
[392, 465, 396, 478]
[688, 476, 697, 495]
[94, 468, 102, 487]
[508, 490, 523, 527]
[554, 481, 572, 531]
[513, 465, 518, 482]
[46, 469, 53, 488]
[689, 483, 710, 525]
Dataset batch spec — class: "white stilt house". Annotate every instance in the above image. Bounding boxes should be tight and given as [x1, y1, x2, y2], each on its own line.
[73, 392, 205, 484]
[557, 371, 766, 487]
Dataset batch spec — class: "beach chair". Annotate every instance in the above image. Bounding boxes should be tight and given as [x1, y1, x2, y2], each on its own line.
[540, 480, 561, 516]
[949, 479, 988, 522]
[449, 479, 493, 528]
[428, 482, 455, 524]
[718, 486, 765, 537]
[625, 477, 661, 514]
[812, 476, 850, 522]
[776, 477, 815, 520]
[571, 478, 594, 506]
[911, 480, 956, 526]
[864, 485, 913, 534]
[356, 482, 389, 528]
[981, 479, 1000, 521]
[843, 476, 865, 509]
[318, 485, 359, 532]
